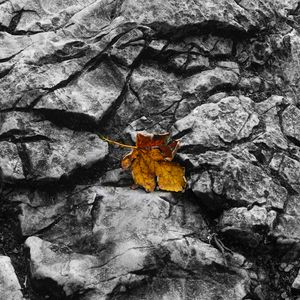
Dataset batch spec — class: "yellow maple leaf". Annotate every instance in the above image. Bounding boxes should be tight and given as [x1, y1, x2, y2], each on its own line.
[101, 133, 186, 192]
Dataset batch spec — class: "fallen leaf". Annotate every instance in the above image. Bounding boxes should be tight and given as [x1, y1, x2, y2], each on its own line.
[121, 133, 186, 192]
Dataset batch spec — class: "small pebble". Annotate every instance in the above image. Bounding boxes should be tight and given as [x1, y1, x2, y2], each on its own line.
[280, 263, 287, 270]
[249, 270, 258, 281]
[284, 264, 293, 272]
[119, 285, 126, 292]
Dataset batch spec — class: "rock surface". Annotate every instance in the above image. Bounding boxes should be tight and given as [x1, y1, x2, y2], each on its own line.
[1, 0, 300, 299]
[172, 96, 259, 148]
[21, 187, 250, 299]
[0, 111, 108, 182]
[0, 256, 23, 300]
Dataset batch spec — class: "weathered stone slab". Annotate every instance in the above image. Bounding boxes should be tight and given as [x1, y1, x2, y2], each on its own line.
[0, 256, 23, 300]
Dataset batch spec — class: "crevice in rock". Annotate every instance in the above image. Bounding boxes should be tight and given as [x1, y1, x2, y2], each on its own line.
[16, 143, 32, 179]
[0, 9, 41, 35]
[32, 47, 89, 66]
[97, 42, 148, 132]
[24, 216, 64, 239]
[110, 0, 127, 20]
[220, 233, 300, 300]
[0, 194, 42, 299]
[286, 136, 300, 148]
[32, 70, 82, 98]
[86, 25, 137, 72]
[0, 134, 52, 144]
[269, 168, 299, 196]
[30, 276, 67, 300]
[148, 20, 259, 41]
[0, 65, 14, 80]
[7, 10, 24, 33]
[34, 109, 98, 132]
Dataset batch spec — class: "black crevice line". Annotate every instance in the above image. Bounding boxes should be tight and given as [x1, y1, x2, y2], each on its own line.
[24, 25, 139, 121]
[0, 134, 52, 144]
[16, 143, 32, 179]
[0, 65, 14, 80]
[96, 37, 150, 132]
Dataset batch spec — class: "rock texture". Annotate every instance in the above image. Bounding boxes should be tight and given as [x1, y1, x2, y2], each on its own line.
[1, 0, 300, 299]
[0, 256, 23, 300]
[22, 187, 249, 299]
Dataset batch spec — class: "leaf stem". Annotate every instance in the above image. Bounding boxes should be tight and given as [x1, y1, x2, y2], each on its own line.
[99, 135, 137, 149]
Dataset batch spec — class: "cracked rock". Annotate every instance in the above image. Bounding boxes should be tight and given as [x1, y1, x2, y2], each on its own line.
[0, 142, 24, 182]
[110, 28, 145, 67]
[2, 1, 300, 299]
[185, 35, 233, 57]
[270, 153, 300, 193]
[185, 150, 287, 211]
[24, 187, 250, 299]
[4, 0, 98, 33]
[11, 185, 209, 246]
[120, 0, 260, 33]
[123, 64, 182, 132]
[219, 206, 277, 247]
[0, 112, 108, 182]
[35, 60, 128, 123]
[254, 96, 288, 150]
[0, 49, 88, 110]
[181, 67, 239, 98]
[282, 105, 300, 143]
[168, 53, 210, 73]
[0, 32, 32, 60]
[0, 255, 23, 300]
[173, 95, 259, 148]
[272, 195, 300, 243]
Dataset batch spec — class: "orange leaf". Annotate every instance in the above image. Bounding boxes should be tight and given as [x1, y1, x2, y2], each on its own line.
[120, 132, 186, 192]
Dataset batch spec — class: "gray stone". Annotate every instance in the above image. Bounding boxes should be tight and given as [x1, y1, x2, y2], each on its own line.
[0, 142, 24, 182]
[120, 0, 261, 32]
[2, 1, 300, 299]
[26, 235, 250, 300]
[0, 256, 23, 300]
[23, 186, 250, 300]
[130, 64, 181, 112]
[173, 96, 259, 148]
[282, 105, 300, 143]
[0, 31, 92, 110]
[12, 185, 209, 244]
[186, 35, 233, 57]
[282, 30, 300, 105]
[216, 61, 240, 74]
[184, 150, 287, 210]
[219, 206, 277, 247]
[181, 68, 239, 97]
[272, 195, 300, 242]
[0, 112, 108, 182]
[270, 153, 300, 193]
[254, 96, 289, 150]
[293, 271, 300, 290]
[35, 60, 127, 122]
[207, 92, 228, 103]
[168, 53, 210, 72]
[123, 65, 183, 131]
[0, 32, 32, 60]
[110, 28, 145, 66]
[1, 0, 98, 33]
